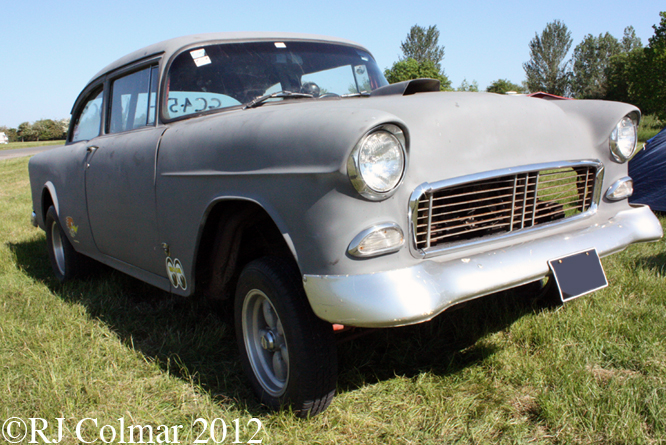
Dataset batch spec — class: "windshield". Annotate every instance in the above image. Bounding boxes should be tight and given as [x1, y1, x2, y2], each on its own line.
[165, 41, 388, 119]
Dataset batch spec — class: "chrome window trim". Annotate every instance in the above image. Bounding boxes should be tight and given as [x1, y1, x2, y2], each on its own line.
[408, 159, 605, 259]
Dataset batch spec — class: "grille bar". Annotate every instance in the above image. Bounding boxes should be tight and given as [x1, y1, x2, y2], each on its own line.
[412, 163, 600, 252]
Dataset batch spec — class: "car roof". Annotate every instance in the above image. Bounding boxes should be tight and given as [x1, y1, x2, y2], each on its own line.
[89, 32, 368, 84]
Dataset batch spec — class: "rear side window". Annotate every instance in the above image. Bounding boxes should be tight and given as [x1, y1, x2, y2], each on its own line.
[71, 89, 103, 142]
[108, 65, 158, 134]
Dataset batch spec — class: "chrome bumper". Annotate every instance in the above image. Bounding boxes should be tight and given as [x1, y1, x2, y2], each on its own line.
[31, 211, 38, 227]
[303, 205, 663, 328]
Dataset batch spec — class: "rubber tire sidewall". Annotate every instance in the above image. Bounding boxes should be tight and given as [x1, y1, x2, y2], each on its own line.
[234, 257, 337, 417]
[45, 206, 82, 282]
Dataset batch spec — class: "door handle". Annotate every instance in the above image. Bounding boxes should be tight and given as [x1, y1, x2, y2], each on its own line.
[86, 146, 99, 168]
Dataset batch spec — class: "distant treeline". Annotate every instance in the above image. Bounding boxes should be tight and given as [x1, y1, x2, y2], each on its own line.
[1, 119, 69, 142]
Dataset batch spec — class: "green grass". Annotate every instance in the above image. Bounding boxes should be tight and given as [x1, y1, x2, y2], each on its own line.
[0, 140, 65, 151]
[2, 156, 666, 443]
[638, 114, 664, 143]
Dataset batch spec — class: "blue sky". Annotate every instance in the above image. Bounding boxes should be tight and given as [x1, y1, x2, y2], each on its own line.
[1, 0, 663, 128]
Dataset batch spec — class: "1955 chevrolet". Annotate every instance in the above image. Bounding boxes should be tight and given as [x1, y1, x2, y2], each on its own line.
[28, 32, 663, 417]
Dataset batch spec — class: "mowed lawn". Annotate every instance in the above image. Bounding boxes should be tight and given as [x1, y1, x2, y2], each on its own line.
[1, 155, 665, 444]
[0, 140, 65, 151]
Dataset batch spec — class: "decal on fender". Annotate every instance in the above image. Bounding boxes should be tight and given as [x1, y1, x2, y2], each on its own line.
[166, 257, 187, 290]
[65, 216, 78, 238]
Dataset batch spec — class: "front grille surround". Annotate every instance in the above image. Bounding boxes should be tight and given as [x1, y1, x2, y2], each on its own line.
[408, 160, 604, 258]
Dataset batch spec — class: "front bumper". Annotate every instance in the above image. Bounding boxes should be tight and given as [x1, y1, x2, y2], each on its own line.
[303, 205, 663, 328]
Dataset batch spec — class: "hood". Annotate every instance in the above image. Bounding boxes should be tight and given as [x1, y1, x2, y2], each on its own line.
[159, 91, 637, 191]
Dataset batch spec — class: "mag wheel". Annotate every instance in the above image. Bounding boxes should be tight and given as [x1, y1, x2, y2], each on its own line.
[44, 206, 88, 282]
[235, 257, 337, 417]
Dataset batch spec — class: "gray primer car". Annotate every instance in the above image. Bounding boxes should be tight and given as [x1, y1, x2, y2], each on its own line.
[29, 32, 663, 417]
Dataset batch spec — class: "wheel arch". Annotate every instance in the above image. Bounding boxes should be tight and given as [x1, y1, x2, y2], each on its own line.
[193, 197, 299, 300]
[40, 182, 58, 224]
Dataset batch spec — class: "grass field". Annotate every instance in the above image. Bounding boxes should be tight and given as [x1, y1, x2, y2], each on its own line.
[1, 156, 665, 444]
[0, 140, 65, 151]
[638, 114, 664, 143]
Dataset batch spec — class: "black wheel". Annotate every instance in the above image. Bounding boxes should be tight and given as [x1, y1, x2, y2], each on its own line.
[234, 257, 337, 417]
[44, 206, 89, 282]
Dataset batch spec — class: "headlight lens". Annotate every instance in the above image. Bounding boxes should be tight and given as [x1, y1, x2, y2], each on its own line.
[359, 132, 404, 192]
[610, 114, 638, 162]
[348, 125, 406, 200]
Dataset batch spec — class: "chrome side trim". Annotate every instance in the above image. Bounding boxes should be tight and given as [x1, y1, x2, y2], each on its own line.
[408, 160, 605, 259]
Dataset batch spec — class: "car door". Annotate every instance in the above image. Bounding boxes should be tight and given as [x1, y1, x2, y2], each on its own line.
[84, 64, 166, 275]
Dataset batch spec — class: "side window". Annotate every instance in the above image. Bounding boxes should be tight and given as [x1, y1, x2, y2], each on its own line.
[71, 89, 103, 142]
[108, 65, 158, 134]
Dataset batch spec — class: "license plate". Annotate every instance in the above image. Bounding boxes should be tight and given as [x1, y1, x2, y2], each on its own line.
[548, 249, 608, 303]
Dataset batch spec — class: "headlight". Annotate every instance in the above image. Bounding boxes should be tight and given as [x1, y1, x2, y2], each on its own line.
[348, 124, 406, 201]
[609, 114, 638, 163]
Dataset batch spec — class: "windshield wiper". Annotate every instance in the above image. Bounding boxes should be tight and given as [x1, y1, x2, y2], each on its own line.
[243, 91, 314, 109]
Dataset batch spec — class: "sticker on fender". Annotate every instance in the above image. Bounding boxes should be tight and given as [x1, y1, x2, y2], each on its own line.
[166, 257, 187, 290]
[548, 248, 608, 302]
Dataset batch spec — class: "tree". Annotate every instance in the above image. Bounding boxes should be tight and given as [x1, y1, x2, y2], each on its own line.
[17, 122, 37, 142]
[32, 120, 48, 141]
[571, 33, 621, 98]
[0, 125, 17, 142]
[605, 12, 666, 119]
[523, 20, 573, 96]
[399, 25, 445, 71]
[384, 58, 452, 91]
[642, 11, 666, 119]
[621, 26, 643, 53]
[604, 50, 643, 105]
[6, 128, 18, 142]
[486, 79, 525, 94]
[456, 79, 479, 92]
[385, 24, 452, 90]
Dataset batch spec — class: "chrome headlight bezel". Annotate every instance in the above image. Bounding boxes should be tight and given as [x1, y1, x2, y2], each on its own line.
[609, 112, 639, 163]
[347, 124, 407, 201]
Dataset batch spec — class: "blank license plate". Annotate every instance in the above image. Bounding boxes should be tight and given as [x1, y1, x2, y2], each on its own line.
[548, 249, 608, 302]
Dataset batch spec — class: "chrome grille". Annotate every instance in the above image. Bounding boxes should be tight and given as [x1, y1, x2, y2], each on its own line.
[413, 163, 601, 252]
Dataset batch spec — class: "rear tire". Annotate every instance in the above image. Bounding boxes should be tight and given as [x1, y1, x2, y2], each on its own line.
[234, 257, 337, 417]
[45, 206, 89, 282]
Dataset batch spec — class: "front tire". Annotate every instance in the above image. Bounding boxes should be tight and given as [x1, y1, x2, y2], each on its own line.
[235, 257, 337, 417]
[44, 206, 88, 282]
